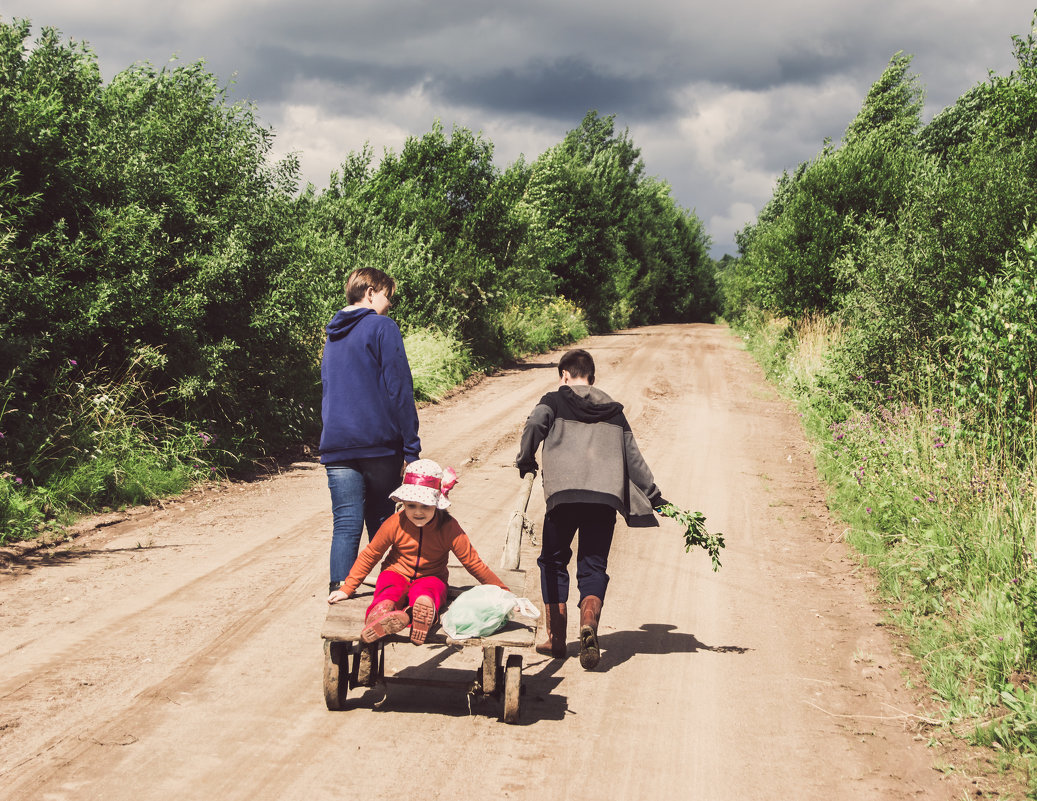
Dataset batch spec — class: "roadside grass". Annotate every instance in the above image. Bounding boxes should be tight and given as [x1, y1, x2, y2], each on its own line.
[1, 360, 232, 545]
[739, 312, 1037, 789]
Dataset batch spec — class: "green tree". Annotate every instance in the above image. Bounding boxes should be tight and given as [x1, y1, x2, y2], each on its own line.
[515, 111, 644, 331]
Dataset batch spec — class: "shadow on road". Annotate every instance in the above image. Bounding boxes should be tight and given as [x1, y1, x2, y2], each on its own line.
[594, 623, 751, 672]
[3, 542, 192, 572]
[338, 642, 570, 726]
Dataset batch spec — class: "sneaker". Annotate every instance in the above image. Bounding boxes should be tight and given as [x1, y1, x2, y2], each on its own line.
[410, 596, 437, 644]
[361, 608, 410, 643]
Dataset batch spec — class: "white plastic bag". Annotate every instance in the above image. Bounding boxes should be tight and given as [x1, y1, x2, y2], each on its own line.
[440, 585, 539, 640]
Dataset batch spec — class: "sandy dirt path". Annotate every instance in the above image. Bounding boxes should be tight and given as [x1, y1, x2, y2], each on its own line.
[0, 324, 989, 800]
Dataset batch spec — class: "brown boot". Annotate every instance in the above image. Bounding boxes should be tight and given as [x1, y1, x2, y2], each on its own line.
[535, 603, 568, 658]
[579, 596, 603, 669]
[361, 600, 410, 643]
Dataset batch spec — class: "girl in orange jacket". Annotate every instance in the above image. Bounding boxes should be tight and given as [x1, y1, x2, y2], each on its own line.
[327, 459, 508, 644]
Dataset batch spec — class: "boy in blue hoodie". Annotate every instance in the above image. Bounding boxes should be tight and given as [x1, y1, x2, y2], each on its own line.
[320, 268, 421, 593]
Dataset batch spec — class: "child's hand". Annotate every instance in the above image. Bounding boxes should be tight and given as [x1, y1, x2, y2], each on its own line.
[327, 589, 350, 604]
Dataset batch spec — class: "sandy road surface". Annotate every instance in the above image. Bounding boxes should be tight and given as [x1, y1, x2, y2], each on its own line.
[1, 324, 989, 800]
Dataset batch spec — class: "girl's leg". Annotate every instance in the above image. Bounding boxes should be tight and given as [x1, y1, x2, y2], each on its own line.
[367, 570, 409, 617]
[407, 576, 448, 645]
[326, 464, 365, 591]
[406, 575, 448, 611]
[362, 571, 412, 644]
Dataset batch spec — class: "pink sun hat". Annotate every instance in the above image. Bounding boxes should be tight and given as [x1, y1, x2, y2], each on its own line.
[390, 459, 458, 509]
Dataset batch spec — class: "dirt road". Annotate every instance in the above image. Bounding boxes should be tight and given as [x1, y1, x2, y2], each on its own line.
[1, 324, 989, 800]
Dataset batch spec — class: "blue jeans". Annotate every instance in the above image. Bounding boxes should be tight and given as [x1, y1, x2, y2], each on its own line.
[326, 454, 402, 585]
[538, 502, 617, 604]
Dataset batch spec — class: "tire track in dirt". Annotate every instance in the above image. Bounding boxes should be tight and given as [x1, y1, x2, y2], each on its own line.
[0, 510, 327, 793]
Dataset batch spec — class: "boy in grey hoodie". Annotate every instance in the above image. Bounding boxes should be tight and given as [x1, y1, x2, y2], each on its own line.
[516, 349, 665, 669]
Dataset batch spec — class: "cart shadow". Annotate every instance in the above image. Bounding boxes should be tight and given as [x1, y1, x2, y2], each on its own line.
[343, 642, 570, 725]
[338, 639, 568, 726]
[592, 623, 751, 672]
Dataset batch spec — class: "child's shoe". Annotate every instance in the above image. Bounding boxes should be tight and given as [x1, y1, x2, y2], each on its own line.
[361, 600, 410, 643]
[409, 596, 437, 644]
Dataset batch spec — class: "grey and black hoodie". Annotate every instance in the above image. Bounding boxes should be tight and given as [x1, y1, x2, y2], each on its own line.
[515, 384, 662, 527]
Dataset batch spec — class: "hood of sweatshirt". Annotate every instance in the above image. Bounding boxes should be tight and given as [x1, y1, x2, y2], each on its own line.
[325, 306, 376, 342]
[558, 384, 624, 423]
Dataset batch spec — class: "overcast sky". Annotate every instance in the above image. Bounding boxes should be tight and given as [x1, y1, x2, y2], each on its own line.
[2, 1, 1033, 256]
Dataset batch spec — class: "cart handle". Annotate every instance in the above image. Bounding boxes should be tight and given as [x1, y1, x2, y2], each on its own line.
[500, 472, 536, 571]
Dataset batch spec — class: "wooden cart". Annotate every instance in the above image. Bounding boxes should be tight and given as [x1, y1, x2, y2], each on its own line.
[321, 567, 532, 722]
[320, 474, 538, 723]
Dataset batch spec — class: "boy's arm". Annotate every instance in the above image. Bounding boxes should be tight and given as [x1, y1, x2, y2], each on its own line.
[624, 430, 666, 508]
[515, 400, 554, 476]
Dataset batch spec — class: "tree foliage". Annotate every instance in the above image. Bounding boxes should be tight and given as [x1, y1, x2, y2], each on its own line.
[722, 12, 1037, 447]
[0, 20, 717, 491]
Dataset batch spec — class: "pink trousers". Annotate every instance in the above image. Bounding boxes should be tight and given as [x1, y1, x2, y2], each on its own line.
[367, 570, 448, 619]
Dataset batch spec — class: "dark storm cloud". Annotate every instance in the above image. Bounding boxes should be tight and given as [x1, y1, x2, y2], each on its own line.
[2, 0, 1033, 257]
[237, 43, 428, 106]
[435, 57, 676, 121]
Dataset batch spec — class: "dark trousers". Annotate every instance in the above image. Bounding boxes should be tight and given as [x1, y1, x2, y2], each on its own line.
[538, 502, 617, 605]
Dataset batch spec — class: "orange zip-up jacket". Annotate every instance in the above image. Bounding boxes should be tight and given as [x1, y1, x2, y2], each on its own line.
[340, 510, 507, 597]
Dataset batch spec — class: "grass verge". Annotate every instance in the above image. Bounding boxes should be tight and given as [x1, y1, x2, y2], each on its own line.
[737, 311, 1037, 793]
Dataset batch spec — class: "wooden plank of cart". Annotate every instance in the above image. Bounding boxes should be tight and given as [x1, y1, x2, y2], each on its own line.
[320, 473, 537, 724]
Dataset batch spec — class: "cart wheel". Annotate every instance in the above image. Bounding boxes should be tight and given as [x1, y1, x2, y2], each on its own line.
[482, 646, 503, 695]
[323, 640, 349, 710]
[502, 654, 522, 723]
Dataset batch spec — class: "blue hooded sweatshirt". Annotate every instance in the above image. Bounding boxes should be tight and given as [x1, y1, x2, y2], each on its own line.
[319, 307, 421, 464]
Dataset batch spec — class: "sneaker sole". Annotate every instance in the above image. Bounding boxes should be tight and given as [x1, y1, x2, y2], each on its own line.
[410, 599, 437, 645]
[361, 610, 410, 643]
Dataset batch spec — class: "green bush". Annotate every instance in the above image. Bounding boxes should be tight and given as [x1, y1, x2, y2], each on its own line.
[403, 328, 474, 403]
[950, 229, 1037, 453]
[1, 20, 719, 539]
[494, 297, 590, 359]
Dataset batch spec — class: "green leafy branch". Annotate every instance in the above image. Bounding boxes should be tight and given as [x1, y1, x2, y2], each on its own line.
[656, 503, 725, 571]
